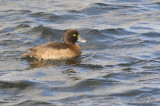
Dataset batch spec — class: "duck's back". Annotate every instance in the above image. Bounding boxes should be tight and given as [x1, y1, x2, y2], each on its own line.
[22, 41, 82, 60]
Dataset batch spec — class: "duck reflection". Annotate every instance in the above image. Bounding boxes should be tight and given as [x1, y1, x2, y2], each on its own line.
[25, 57, 84, 68]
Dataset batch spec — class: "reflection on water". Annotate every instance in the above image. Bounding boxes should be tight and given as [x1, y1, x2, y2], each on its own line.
[24, 57, 84, 68]
[0, 0, 160, 105]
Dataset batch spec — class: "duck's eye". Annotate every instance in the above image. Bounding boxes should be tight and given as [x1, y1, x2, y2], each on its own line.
[73, 34, 77, 37]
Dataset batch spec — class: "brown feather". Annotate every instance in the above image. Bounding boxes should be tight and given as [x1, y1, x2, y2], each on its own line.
[21, 41, 81, 60]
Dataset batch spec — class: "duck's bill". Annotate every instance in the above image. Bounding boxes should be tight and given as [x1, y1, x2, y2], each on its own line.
[77, 35, 88, 43]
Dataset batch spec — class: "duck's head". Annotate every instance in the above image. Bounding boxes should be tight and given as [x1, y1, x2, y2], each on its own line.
[63, 29, 87, 45]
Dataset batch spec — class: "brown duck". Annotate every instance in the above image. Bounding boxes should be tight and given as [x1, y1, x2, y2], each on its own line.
[21, 29, 87, 60]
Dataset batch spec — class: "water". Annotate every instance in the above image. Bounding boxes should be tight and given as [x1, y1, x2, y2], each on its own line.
[0, 0, 160, 105]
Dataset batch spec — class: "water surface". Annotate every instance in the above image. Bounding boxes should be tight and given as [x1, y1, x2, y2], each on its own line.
[0, 0, 160, 105]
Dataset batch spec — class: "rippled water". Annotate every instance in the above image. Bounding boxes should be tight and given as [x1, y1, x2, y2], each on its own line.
[0, 0, 160, 105]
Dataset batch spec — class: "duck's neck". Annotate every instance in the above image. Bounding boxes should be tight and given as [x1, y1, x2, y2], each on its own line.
[63, 41, 75, 46]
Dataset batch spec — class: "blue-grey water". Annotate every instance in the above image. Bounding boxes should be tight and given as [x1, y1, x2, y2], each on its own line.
[0, 0, 160, 105]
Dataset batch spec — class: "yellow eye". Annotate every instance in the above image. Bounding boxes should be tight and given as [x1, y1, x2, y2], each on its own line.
[73, 34, 76, 37]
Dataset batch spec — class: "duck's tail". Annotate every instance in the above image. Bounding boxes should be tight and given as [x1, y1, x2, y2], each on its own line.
[21, 53, 29, 58]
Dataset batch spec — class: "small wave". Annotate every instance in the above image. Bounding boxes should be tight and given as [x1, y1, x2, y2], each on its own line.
[29, 12, 79, 22]
[79, 29, 105, 40]
[81, 2, 130, 15]
[30, 12, 60, 21]
[0, 80, 34, 90]
[141, 32, 160, 38]
[16, 100, 52, 106]
[0, 39, 24, 48]
[50, 78, 114, 93]
[140, 32, 160, 43]
[75, 64, 103, 69]
[19, 10, 31, 14]
[115, 0, 144, 3]
[15, 24, 30, 29]
[68, 10, 80, 14]
[26, 25, 64, 41]
[102, 28, 136, 36]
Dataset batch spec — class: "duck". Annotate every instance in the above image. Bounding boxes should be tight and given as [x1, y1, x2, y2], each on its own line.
[21, 29, 87, 60]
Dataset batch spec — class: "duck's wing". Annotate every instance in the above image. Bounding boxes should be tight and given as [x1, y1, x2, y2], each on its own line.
[22, 41, 69, 59]
[29, 41, 68, 51]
